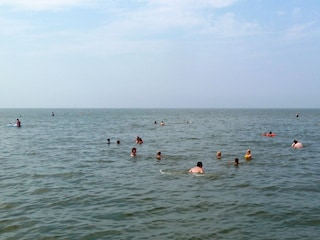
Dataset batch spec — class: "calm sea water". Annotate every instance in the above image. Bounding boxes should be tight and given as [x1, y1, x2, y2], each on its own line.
[1, 109, 320, 240]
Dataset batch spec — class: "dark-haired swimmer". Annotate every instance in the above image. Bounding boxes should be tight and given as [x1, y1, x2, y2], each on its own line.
[188, 161, 204, 174]
[16, 119, 21, 128]
[291, 140, 303, 149]
[131, 148, 137, 157]
[216, 151, 222, 159]
[136, 136, 143, 144]
[228, 158, 240, 166]
[156, 151, 162, 160]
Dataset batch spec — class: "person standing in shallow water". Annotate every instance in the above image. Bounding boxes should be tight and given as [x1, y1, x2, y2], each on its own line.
[16, 119, 21, 127]
[188, 162, 204, 174]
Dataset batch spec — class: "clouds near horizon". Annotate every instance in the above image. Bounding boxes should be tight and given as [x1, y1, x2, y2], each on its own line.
[1, 0, 319, 108]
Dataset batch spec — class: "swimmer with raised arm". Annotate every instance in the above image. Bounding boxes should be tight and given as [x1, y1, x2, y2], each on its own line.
[188, 161, 204, 174]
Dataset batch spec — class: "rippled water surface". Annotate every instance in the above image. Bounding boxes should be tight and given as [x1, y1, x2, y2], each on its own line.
[1, 109, 320, 239]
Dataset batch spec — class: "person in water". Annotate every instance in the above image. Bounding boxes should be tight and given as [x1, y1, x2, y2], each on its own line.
[160, 121, 165, 126]
[16, 119, 21, 127]
[245, 149, 252, 160]
[131, 147, 137, 157]
[135, 136, 143, 144]
[107, 139, 111, 144]
[156, 151, 162, 160]
[291, 140, 303, 149]
[216, 151, 222, 159]
[228, 158, 240, 166]
[188, 161, 204, 174]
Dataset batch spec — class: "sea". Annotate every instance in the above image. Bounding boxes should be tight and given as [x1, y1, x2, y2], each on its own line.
[1, 108, 320, 240]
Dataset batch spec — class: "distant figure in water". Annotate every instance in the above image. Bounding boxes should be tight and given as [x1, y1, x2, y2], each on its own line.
[136, 136, 143, 144]
[107, 139, 111, 144]
[52, 112, 55, 117]
[244, 149, 252, 160]
[131, 147, 137, 157]
[291, 140, 303, 149]
[16, 119, 21, 128]
[216, 151, 222, 159]
[296, 112, 299, 118]
[188, 161, 204, 174]
[160, 121, 165, 126]
[262, 131, 276, 137]
[154, 121, 157, 124]
[156, 151, 162, 160]
[116, 140, 120, 144]
[228, 158, 240, 166]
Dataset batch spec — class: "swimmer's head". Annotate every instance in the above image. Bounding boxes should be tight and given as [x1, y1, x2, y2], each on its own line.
[197, 162, 203, 168]
[293, 140, 298, 144]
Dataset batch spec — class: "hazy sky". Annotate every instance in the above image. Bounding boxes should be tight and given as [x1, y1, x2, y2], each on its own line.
[1, 0, 319, 108]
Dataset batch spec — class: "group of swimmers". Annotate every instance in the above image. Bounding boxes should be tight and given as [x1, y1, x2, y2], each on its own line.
[114, 116, 304, 174]
[188, 135, 303, 174]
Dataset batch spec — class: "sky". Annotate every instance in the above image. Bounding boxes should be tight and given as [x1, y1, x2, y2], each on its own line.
[1, 0, 319, 108]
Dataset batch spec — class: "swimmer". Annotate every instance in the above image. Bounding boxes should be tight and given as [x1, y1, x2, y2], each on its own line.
[188, 161, 204, 174]
[296, 112, 299, 118]
[130, 147, 137, 157]
[116, 140, 120, 144]
[228, 158, 240, 166]
[291, 140, 303, 149]
[107, 139, 111, 144]
[216, 151, 222, 159]
[244, 149, 252, 160]
[16, 119, 21, 128]
[262, 131, 276, 137]
[160, 121, 165, 126]
[135, 136, 143, 144]
[156, 151, 162, 160]
[267, 131, 276, 137]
